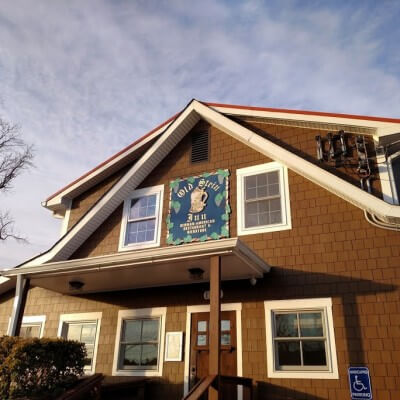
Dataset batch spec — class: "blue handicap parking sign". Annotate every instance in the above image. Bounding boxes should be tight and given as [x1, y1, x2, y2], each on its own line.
[348, 367, 372, 399]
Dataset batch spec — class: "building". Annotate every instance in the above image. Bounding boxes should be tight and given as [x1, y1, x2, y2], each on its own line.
[1, 100, 400, 399]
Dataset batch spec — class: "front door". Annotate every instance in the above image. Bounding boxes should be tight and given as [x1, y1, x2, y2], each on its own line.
[189, 311, 237, 399]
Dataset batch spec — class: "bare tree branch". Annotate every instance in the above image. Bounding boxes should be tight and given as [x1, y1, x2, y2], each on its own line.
[0, 118, 34, 241]
[0, 211, 27, 242]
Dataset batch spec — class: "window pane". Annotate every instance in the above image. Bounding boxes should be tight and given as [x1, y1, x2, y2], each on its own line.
[81, 324, 96, 344]
[302, 341, 327, 366]
[122, 344, 141, 366]
[129, 195, 157, 219]
[268, 171, 279, 184]
[141, 344, 158, 366]
[197, 334, 207, 346]
[299, 313, 324, 337]
[277, 341, 301, 366]
[84, 344, 94, 367]
[123, 320, 142, 342]
[66, 324, 82, 341]
[221, 333, 231, 345]
[275, 313, 298, 337]
[20, 325, 41, 338]
[126, 219, 156, 244]
[198, 321, 207, 332]
[221, 320, 230, 331]
[142, 320, 159, 342]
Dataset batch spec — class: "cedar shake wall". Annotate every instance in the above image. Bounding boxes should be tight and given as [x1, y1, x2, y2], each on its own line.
[1, 119, 398, 399]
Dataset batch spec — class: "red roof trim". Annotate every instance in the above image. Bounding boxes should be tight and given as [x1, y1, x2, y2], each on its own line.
[46, 101, 400, 203]
[45, 112, 180, 202]
[205, 102, 400, 124]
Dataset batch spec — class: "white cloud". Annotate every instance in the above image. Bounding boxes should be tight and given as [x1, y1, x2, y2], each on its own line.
[0, 0, 399, 266]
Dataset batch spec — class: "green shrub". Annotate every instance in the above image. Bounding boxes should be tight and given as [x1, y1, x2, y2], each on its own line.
[0, 336, 86, 399]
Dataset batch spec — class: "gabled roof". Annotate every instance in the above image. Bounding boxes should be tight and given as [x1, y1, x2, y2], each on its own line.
[44, 101, 400, 215]
[10, 99, 400, 270]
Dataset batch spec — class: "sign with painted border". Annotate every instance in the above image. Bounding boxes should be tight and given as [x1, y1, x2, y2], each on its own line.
[348, 367, 372, 399]
[166, 170, 230, 245]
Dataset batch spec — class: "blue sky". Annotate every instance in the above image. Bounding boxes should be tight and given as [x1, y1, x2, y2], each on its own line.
[0, 0, 399, 266]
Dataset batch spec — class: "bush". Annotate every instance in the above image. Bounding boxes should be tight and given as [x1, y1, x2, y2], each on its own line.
[0, 336, 86, 399]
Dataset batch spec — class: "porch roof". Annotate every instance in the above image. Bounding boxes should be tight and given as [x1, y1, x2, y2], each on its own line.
[1, 238, 270, 294]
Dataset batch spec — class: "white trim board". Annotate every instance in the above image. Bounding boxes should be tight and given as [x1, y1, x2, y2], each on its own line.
[9, 100, 400, 270]
[183, 303, 243, 400]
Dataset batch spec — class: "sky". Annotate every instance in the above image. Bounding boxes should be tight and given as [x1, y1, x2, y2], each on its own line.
[0, 0, 399, 267]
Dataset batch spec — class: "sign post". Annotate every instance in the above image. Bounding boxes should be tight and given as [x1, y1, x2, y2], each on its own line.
[348, 367, 372, 400]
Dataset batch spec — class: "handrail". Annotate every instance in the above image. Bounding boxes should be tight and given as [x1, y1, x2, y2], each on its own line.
[220, 374, 252, 388]
[57, 373, 103, 400]
[182, 374, 217, 400]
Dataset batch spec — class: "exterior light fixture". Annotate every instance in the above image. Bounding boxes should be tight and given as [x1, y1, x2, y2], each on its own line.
[188, 268, 204, 281]
[69, 280, 85, 291]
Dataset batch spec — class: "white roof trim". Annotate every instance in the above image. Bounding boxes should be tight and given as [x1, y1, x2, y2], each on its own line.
[44, 120, 173, 212]
[4, 238, 269, 277]
[209, 105, 400, 138]
[9, 100, 400, 269]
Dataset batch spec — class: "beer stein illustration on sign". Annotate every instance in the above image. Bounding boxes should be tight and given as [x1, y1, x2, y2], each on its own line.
[189, 187, 208, 213]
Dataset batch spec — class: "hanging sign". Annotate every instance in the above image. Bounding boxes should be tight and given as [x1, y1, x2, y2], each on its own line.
[166, 170, 230, 245]
[348, 367, 372, 399]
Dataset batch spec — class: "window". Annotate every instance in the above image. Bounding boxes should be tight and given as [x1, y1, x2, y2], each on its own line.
[112, 308, 166, 377]
[12, 315, 46, 338]
[237, 162, 291, 235]
[264, 298, 338, 379]
[388, 151, 400, 204]
[119, 185, 164, 251]
[58, 313, 102, 374]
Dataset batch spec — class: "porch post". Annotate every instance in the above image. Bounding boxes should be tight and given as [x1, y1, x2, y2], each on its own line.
[208, 255, 221, 400]
[8, 275, 30, 336]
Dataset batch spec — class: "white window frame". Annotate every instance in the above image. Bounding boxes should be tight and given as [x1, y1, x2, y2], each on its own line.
[112, 307, 166, 377]
[264, 298, 338, 379]
[8, 315, 46, 338]
[236, 162, 291, 236]
[57, 312, 102, 375]
[387, 150, 400, 205]
[118, 185, 164, 251]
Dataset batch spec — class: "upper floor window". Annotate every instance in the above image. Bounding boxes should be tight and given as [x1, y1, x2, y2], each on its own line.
[119, 185, 164, 251]
[236, 162, 291, 235]
[388, 151, 400, 204]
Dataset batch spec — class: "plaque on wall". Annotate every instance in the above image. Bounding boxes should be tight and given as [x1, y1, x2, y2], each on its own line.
[166, 170, 230, 245]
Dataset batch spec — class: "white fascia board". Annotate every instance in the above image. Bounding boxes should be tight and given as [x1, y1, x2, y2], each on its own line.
[210, 105, 400, 138]
[21, 103, 201, 266]
[195, 102, 400, 224]
[44, 123, 170, 211]
[4, 238, 270, 278]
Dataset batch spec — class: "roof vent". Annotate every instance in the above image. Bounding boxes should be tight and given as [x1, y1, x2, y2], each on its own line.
[191, 129, 209, 163]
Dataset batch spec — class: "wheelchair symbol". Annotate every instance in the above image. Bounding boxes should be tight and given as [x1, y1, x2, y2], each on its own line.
[353, 375, 367, 392]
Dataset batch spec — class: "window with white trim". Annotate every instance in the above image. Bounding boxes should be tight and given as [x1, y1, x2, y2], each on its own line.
[58, 313, 102, 374]
[264, 298, 338, 379]
[119, 185, 164, 251]
[13, 315, 46, 338]
[112, 308, 166, 377]
[237, 162, 291, 235]
[388, 150, 400, 205]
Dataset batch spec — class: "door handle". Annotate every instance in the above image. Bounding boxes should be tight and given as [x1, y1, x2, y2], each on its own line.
[190, 366, 196, 377]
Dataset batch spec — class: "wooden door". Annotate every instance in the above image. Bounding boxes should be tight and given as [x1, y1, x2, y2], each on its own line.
[189, 311, 237, 399]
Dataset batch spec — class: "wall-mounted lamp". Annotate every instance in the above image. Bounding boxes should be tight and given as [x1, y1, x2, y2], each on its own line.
[188, 268, 204, 281]
[69, 280, 85, 291]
